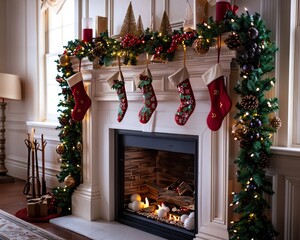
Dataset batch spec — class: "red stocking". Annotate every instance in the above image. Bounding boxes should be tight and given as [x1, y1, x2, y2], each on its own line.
[202, 63, 232, 131]
[134, 68, 157, 124]
[107, 71, 128, 122]
[67, 72, 91, 121]
[168, 66, 196, 126]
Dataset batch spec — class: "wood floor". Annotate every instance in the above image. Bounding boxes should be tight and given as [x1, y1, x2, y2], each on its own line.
[0, 177, 91, 240]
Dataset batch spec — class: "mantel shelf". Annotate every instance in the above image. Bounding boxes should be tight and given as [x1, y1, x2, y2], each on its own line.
[75, 46, 236, 103]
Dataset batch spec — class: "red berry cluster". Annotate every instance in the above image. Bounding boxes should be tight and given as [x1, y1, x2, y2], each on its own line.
[73, 45, 86, 58]
[121, 34, 142, 49]
[152, 46, 164, 59]
[167, 32, 195, 53]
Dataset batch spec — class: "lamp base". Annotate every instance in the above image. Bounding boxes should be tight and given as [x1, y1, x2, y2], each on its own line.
[0, 174, 14, 183]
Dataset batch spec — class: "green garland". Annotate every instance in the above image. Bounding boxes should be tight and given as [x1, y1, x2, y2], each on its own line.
[53, 10, 280, 238]
[225, 11, 279, 239]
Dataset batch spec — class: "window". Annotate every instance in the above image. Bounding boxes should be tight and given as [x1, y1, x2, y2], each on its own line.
[45, 0, 78, 121]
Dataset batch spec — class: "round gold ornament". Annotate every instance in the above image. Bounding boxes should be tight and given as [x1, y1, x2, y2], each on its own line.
[56, 143, 66, 155]
[192, 38, 209, 55]
[64, 174, 76, 188]
[270, 116, 282, 129]
[59, 54, 70, 67]
[231, 121, 248, 140]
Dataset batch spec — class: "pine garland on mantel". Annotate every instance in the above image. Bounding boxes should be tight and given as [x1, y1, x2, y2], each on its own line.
[53, 9, 280, 239]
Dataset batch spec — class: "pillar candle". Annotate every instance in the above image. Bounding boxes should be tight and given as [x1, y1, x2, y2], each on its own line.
[82, 18, 93, 42]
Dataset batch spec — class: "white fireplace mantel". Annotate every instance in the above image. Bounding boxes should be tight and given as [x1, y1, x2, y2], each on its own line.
[71, 47, 236, 240]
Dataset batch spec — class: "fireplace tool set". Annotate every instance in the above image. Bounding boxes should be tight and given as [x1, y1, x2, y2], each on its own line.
[23, 131, 47, 199]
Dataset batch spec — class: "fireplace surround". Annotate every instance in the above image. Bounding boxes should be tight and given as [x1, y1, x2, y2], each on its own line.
[70, 47, 236, 239]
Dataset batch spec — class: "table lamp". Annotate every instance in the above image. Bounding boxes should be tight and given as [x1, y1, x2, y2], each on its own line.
[0, 73, 22, 183]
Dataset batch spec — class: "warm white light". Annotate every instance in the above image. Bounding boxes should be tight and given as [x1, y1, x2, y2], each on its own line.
[267, 101, 272, 107]
[144, 197, 149, 208]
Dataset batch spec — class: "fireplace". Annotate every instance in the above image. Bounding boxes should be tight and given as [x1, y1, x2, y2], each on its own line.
[115, 130, 198, 239]
[70, 48, 236, 239]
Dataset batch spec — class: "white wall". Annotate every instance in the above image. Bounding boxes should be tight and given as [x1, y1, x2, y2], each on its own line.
[0, 0, 40, 181]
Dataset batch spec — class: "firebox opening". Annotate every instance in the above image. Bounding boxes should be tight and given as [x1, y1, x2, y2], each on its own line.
[115, 130, 198, 240]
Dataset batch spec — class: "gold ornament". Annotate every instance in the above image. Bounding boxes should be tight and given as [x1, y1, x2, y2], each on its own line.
[270, 116, 282, 129]
[192, 38, 209, 55]
[64, 174, 76, 188]
[231, 121, 248, 140]
[56, 143, 66, 155]
[59, 54, 70, 67]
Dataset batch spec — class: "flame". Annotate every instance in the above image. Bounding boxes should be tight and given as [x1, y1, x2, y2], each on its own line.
[144, 197, 149, 208]
[168, 214, 181, 222]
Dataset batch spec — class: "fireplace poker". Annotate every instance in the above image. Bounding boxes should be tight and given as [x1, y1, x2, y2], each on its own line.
[34, 139, 41, 197]
[41, 134, 47, 195]
[23, 135, 31, 195]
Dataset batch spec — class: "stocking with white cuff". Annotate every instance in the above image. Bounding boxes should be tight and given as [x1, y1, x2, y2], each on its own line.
[106, 71, 128, 122]
[168, 66, 196, 126]
[202, 63, 232, 131]
[134, 68, 157, 124]
[67, 72, 91, 121]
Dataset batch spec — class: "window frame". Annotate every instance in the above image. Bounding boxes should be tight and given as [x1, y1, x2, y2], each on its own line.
[40, 0, 82, 122]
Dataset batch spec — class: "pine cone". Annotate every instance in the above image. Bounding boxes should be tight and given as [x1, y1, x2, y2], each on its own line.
[240, 95, 259, 110]
[270, 116, 282, 129]
[92, 45, 105, 57]
[259, 151, 270, 169]
[225, 33, 241, 50]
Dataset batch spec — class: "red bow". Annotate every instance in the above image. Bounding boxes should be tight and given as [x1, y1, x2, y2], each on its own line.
[230, 4, 238, 15]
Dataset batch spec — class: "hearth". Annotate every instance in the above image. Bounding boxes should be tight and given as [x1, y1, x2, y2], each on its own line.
[115, 129, 198, 240]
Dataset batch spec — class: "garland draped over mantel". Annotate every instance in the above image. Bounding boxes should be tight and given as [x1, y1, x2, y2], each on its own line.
[54, 9, 280, 239]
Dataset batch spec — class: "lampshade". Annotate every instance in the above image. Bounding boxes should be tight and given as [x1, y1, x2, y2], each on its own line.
[0, 73, 22, 100]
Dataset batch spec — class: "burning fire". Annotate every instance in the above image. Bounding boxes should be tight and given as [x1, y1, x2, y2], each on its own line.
[143, 197, 149, 208]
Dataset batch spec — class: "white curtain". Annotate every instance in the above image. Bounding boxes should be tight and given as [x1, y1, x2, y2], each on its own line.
[41, 0, 66, 14]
